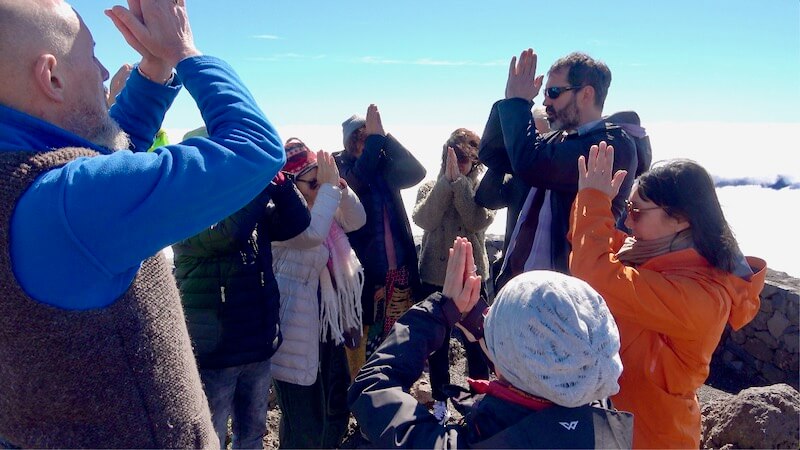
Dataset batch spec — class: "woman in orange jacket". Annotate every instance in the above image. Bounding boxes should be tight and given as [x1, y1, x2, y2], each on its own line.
[568, 142, 766, 449]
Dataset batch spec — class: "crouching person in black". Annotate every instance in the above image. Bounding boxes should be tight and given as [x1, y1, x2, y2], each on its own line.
[348, 237, 633, 449]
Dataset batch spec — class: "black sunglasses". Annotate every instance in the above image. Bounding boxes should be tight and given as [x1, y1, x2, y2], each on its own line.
[282, 171, 320, 190]
[545, 85, 583, 99]
[295, 177, 320, 190]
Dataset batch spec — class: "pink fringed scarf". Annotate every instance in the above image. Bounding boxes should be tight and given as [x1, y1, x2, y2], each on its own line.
[319, 221, 364, 344]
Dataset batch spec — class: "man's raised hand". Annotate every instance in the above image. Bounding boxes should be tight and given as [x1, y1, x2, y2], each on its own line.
[505, 48, 544, 102]
[105, 0, 201, 82]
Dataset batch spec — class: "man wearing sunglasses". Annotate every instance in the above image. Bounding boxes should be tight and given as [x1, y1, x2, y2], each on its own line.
[479, 49, 646, 292]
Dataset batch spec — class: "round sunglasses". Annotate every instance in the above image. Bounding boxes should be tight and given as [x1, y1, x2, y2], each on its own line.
[625, 200, 662, 221]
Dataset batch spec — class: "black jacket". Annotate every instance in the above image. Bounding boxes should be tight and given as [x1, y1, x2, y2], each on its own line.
[173, 181, 310, 369]
[479, 99, 643, 289]
[474, 168, 528, 285]
[334, 134, 426, 322]
[347, 293, 634, 449]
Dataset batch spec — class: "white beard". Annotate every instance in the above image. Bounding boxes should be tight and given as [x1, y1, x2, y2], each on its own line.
[64, 98, 131, 151]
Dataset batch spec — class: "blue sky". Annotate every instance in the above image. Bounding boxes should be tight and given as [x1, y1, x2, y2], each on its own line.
[67, 0, 800, 275]
[71, 0, 800, 130]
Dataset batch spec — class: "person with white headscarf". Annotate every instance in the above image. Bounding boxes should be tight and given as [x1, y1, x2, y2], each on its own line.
[348, 237, 633, 449]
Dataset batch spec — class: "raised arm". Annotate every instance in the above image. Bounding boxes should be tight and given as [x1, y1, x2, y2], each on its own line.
[478, 101, 513, 173]
[281, 184, 342, 249]
[382, 134, 426, 191]
[451, 176, 495, 232]
[337, 105, 425, 194]
[348, 238, 481, 448]
[262, 179, 311, 243]
[109, 65, 180, 152]
[412, 179, 451, 232]
[474, 167, 511, 210]
[173, 186, 271, 256]
[569, 145, 724, 339]
[11, 1, 285, 309]
[335, 181, 367, 233]
[498, 99, 637, 194]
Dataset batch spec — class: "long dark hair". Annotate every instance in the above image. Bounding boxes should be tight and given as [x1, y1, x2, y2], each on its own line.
[636, 159, 742, 273]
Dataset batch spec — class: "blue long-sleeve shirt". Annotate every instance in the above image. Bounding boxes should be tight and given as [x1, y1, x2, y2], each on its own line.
[2, 55, 285, 310]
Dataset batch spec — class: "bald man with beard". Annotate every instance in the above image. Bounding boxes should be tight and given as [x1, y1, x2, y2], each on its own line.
[0, 0, 285, 448]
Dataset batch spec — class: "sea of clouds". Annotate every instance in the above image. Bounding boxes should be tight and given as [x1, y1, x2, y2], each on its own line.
[164, 121, 800, 277]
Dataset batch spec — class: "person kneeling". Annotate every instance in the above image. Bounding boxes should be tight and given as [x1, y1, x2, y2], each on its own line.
[348, 237, 633, 449]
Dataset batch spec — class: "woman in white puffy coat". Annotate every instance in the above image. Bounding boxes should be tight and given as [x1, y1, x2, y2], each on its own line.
[271, 139, 366, 449]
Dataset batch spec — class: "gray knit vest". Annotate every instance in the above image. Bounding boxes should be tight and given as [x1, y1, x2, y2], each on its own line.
[0, 148, 216, 449]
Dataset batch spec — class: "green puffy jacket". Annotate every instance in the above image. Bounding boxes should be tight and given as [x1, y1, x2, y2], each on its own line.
[173, 181, 310, 369]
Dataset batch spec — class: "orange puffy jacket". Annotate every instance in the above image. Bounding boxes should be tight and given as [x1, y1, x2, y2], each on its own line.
[568, 189, 766, 449]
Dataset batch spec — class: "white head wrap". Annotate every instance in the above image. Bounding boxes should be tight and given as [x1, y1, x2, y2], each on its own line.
[484, 271, 623, 407]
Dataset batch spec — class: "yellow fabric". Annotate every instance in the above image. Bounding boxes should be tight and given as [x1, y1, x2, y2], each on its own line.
[346, 326, 369, 381]
[147, 129, 170, 152]
[568, 188, 766, 449]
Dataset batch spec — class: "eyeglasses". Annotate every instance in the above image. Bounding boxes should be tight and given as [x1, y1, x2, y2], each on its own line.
[625, 200, 662, 221]
[544, 85, 583, 99]
[294, 177, 319, 190]
[282, 171, 320, 190]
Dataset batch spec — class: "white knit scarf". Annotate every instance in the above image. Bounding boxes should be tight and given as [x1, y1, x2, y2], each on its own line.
[319, 221, 364, 344]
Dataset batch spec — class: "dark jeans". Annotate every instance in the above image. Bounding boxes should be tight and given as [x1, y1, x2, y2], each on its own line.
[273, 340, 350, 449]
[199, 360, 272, 449]
[419, 282, 491, 401]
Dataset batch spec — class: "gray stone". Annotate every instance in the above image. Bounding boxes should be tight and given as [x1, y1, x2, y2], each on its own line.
[725, 360, 744, 372]
[761, 363, 787, 384]
[787, 293, 799, 322]
[759, 296, 774, 314]
[775, 349, 799, 373]
[749, 310, 769, 332]
[784, 331, 799, 354]
[730, 329, 747, 345]
[759, 283, 779, 299]
[722, 350, 735, 363]
[768, 311, 791, 340]
[701, 383, 800, 449]
[771, 292, 787, 312]
[754, 331, 779, 350]
[410, 376, 433, 406]
[744, 337, 775, 362]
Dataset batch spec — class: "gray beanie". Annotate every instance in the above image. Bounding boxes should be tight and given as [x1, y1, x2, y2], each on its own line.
[342, 115, 366, 148]
[183, 126, 208, 140]
[483, 271, 622, 408]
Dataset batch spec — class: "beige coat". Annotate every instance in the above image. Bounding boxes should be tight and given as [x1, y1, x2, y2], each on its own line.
[412, 174, 494, 287]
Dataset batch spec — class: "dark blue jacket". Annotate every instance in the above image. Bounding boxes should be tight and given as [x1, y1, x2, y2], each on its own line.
[479, 99, 640, 289]
[348, 294, 634, 448]
[334, 134, 425, 323]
